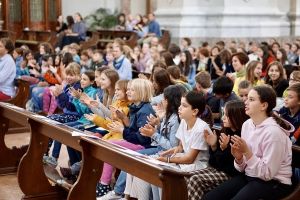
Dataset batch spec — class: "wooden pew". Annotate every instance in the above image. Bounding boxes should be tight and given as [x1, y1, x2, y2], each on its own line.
[80, 30, 138, 50]
[0, 30, 17, 44]
[0, 102, 188, 200]
[15, 30, 57, 52]
[0, 79, 30, 174]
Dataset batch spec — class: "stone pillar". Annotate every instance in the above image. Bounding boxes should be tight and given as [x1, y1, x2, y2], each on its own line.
[155, 0, 290, 43]
[293, 0, 300, 36]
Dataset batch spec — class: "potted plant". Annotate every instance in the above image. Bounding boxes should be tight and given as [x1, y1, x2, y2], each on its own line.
[84, 8, 118, 30]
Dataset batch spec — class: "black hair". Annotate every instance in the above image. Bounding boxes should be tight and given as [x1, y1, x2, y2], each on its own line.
[185, 91, 206, 117]
[213, 76, 234, 95]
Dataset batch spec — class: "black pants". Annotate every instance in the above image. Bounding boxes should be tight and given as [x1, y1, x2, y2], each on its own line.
[202, 174, 292, 200]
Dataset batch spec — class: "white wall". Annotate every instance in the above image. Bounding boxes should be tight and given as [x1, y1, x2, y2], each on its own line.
[61, 0, 121, 18]
[130, 0, 146, 16]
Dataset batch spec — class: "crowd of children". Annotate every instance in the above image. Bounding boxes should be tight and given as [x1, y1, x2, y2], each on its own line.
[2, 17, 300, 199]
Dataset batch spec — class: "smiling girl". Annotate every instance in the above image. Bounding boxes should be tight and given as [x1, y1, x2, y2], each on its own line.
[265, 61, 289, 97]
[246, 60, 264, 86]
[203, 85, 293, 200]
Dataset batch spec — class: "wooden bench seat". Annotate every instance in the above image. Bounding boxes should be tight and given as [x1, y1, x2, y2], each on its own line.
[80, 30, 138, 50]
[15, 30, 57, 52]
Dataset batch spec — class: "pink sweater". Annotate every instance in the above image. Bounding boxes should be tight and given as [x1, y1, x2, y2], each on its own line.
[235, 117, 293, 185]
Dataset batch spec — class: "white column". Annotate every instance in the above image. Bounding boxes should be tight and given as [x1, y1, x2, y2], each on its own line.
[155, 0, 290, 43]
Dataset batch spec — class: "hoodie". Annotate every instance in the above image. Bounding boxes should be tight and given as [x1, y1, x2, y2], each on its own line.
[235, 117, 293, 185]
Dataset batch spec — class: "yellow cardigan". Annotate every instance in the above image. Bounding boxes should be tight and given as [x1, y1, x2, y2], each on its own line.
[92, 99, 130, 140]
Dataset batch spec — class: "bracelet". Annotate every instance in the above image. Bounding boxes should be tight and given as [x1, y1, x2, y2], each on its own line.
[167, 156, 170, 163]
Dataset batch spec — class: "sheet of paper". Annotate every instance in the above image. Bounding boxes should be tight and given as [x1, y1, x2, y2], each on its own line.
[71, 131, 99, 139]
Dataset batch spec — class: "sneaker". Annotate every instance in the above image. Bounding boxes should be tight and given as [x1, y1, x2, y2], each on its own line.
[44, 156, 58, 167]
[97, 190, 122, 200]
[96, 183, 111, 197]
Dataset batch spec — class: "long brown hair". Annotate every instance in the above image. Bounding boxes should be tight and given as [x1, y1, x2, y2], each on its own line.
[101, 69, 119, 106]
[265, 61, 285, 88]
[246, 60, 261, 85]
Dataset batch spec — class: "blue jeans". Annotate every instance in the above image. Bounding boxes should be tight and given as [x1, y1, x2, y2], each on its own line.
[31, 86, 45, 112]
[114, 147, 162, 195]
[52, 140, 61, 158]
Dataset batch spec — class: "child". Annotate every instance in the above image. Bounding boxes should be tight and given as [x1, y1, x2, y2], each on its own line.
[187, 100, 249, 200]
[96, 78, 155, 197]
[151, 68, 173, 105]
[246, 60, 264, 86]
[213, 76, 239, 121]
[238, 80, 252, 103]
[203, 85, 293, 200]
[279, 83, 300, 145]
[79, 49, 92, 73]
[43, 62, 81, 166]
[85, 80, 130, 140]
[178, 50, 196, 87]
[98, 84, 185, 200]
[13, 48, 24, 77]
[68, 43, 81, 64]
[265, 61, 289, 97]
[91, 49, 105, 70]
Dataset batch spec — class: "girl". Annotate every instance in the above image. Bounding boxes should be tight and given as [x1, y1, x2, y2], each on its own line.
[83, 68, 119, 119]
[43, 62, 81, 166]
[229, 52, 249, 94]
[151, 68, 173, 105]
[246, 60, 264, 86]
[96, 78, 155, 197]
[238, 80, 252, 103]
[85, 79, 130, 140]
[101, 84, 185, 199]
[158, 91, 212, 170]
[179, 50, 196, 87]
[279, 83, 300, 145]
[203, 85, 293, 200]
[265, 61, 289, 97]
[276, 48, 289, 66]
[187, 100, 249, 200]
[206, 46, 222, 81]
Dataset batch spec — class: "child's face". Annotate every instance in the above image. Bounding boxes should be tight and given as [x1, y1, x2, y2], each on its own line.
[126, 85, 137, 103]
[26, 53, 33, 60]
[12, 50, 19, 59]
[80, 54, 88, 61]
[39, 45, 45, 54]
[289, 73, 299, 86]
[245, 89, 264, 117]
[55, 56, 60, 66]
[222, 109, 231, 128]
[92, 52, 103, 62]
[180, 52, 186, 63]
[106, 52, 114, 62]
[276, 50, 283, 60]
[66, 73, 80, 85]
[232, 56, 243, 72]
[268, 65, 280, 81]
[115, 84, 126, 100]
[284, 90, 300, 109]
[48, 57, 54, 66]
[94, 71, 101, 87]
[238, 88, 250, 103]
[178, 97, 197, 120]
[256, 48, 264, 57]
[254, 63, 262, 78]
[80, 73, 92, 89]
[99, 73, 111, 90]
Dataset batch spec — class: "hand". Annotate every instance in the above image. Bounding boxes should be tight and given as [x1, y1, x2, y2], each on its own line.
[147, 114, 160, 127]
[115, 109, 127, 120]
[156, 156, 167, 163]
[52, 84, 63, 97]
[80, 93, 92, 105]
[50, 66, 58, 74]
[107, 121, 124, 133]
[69, 87, 82, 99]
[153, 103, 165, 119]
[139, 124, 156, 137]
[219, 133, 230, 151]
[204, 129, 217, 149]
[231, 135, 252, 160]
[159, 146, 179, 157]
[84, 113, 96, 121]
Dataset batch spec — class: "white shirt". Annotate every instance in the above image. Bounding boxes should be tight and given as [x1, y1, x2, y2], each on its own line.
[175, 118, 211, 171]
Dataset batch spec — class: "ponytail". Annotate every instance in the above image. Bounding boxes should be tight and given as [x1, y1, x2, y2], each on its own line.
[271, 112, 291, 130]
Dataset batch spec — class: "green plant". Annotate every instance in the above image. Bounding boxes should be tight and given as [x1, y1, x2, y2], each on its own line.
[84, 8, 118, 30]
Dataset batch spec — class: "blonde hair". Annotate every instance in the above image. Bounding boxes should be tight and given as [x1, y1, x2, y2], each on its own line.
[65, 62, 81, 76]
[130, 78, 154, 102]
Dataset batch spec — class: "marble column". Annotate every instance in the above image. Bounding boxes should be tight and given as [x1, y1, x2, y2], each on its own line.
[155, 0, 290, 43]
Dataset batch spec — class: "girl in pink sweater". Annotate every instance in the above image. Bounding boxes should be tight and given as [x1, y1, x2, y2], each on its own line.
[203, 85, 293, 200]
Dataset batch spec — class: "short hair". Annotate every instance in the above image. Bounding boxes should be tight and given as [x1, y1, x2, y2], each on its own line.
[182, 37, 192, 46]
[287, 82, 300, 100]
[130, 78, 154, 102]
[69, 43, 80, 53]
[231, 52, 249, 65]
[238, 80, 251, 90]
[195, 71, 211, 89]
[213, 76, 234, 95]
[65, 62, 81, 76]
[185, 91, 206, 117]
[198, 47, 209, 57]
[290, 70, 300, 82]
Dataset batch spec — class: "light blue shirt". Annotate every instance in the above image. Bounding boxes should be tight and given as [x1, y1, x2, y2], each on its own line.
[114, 55, 132, 80]
[0, 54, 16, 97]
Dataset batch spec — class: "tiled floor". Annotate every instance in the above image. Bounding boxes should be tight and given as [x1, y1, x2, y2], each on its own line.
[0, 132, 69, 200]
